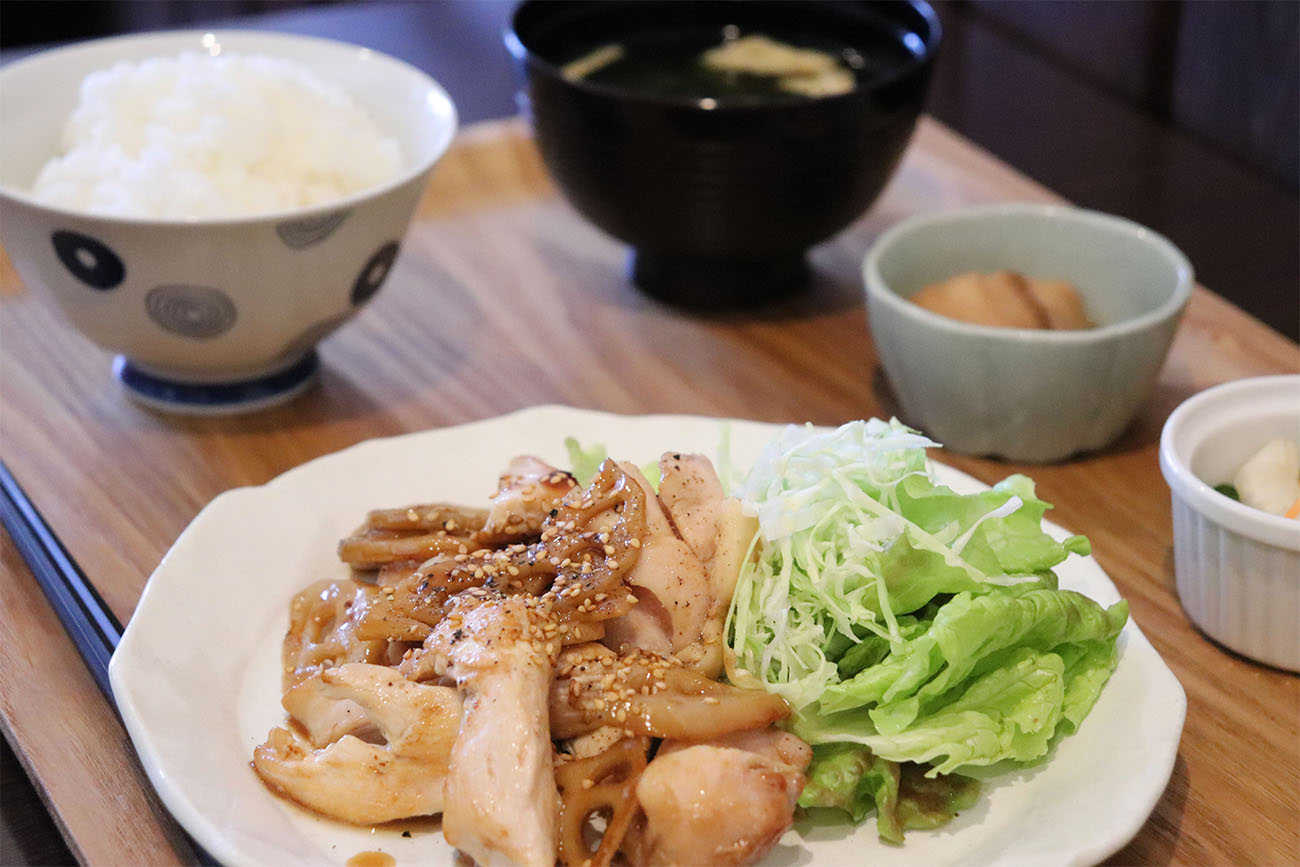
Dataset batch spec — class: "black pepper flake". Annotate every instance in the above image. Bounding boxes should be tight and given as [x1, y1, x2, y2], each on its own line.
[402, 831, 412, 838]
[452, 628, 465, 643]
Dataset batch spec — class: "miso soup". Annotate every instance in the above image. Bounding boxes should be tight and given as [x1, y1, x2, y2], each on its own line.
[560, 25, 913, 103]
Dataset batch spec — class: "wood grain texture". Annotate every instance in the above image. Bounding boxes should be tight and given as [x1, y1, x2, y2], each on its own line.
[0, 116, 1296, 866]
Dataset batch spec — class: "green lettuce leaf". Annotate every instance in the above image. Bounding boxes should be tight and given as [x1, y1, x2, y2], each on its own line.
[795, 646, 1074, 774]
[563, 436, 607, 486]
[799, 743, 981, 844]
[799, 743, 896, 826]
[818, 589, 1128, 715]
[896, 472, 1091, 576]
[563, 437, 660, 489]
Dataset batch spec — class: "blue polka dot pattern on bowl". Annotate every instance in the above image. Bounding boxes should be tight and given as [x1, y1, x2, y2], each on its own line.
[51, 230, 125, 290]
[145, 284, 238, 340]
[351, 241, 399, 305]
[275, 209, 352, 249]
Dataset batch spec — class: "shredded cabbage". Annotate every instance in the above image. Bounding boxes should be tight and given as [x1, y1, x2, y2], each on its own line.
[725, 419, 1125, 837]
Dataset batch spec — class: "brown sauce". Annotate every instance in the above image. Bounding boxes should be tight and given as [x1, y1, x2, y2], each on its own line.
[345, 851, 396, 867]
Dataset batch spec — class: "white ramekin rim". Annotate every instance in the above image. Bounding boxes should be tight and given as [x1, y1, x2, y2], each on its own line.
[1159, 374, 1300, 552]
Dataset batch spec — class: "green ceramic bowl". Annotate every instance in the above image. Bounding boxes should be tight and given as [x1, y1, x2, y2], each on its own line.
[863, 203, 1193, 462]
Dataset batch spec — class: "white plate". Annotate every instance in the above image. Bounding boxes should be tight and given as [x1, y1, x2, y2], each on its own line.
[110, 405, 1186, 867]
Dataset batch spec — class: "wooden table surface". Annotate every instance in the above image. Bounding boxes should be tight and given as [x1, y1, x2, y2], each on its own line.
[1, 116, 1297, 866]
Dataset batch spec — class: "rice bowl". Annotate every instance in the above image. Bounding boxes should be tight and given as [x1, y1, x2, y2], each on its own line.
[0, 30, 457, 413]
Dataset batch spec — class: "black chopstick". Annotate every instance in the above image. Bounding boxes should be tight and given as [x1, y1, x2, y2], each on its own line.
[0, 460, 122, 701]
[0, 461, 222, 865]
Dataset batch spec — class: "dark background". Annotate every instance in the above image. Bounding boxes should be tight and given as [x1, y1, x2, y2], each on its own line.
[0, 2, 1297, 863]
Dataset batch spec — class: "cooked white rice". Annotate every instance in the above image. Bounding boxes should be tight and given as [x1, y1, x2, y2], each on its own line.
[31, 51, 404, 219]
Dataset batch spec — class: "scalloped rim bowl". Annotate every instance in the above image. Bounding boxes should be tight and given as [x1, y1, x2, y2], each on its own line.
[863, 202, 1193, 462]
[1159, 374, 1300, 671]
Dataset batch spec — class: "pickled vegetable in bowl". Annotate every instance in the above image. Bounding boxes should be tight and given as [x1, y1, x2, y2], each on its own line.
[1215, 438, 1300, 519]
[909, 270, 1094, 330]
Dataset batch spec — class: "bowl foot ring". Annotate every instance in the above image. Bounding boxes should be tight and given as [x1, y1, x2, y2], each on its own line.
[630, 250, 809, 309]
[112, 351, 319, 415]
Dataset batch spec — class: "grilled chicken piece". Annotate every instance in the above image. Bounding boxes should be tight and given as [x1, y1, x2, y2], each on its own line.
[657, 452, 726, 564]
[602, 463, 710, 656]
[562, 724, 627, 760]
[424, 591, 561, 867]
[601, 585, 674, 657]
[629, 728, 811, 866]
[605, 458, 758, 678]
[484, 455, 578, 538]
[252, 663, 461, 824]
[281, 670, 378, 748]
[708, 497, 759, 609]
[620, 533, 711, 653]
[657, 727, 813, 773]
[675, 497, 759, 677]
[623, 462, 676, 536]
[659, 453, 761, 677]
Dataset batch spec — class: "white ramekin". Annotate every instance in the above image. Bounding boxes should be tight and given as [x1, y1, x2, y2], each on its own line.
[1159, 374, 1300, 671]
